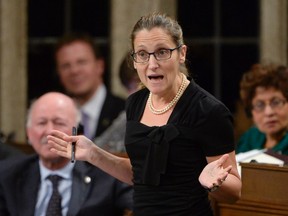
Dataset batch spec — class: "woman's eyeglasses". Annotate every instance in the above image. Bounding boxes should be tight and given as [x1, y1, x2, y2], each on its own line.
[131, 45, 182, 63]
[252, 98, 287, 113]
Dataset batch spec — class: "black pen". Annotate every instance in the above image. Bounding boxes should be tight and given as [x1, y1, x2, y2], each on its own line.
[71, 126, 77, 163]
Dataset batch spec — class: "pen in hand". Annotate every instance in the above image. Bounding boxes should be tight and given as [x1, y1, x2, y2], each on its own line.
[71, 126, 77, 163]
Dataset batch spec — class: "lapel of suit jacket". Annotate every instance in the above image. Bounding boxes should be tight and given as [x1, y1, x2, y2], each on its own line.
[67, 161, 93, 216]
[16, 160, 40, 216]
[95, 93, 113, 137]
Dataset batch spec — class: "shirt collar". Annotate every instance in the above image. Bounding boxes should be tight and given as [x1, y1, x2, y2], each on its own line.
[81, 84, 106, 119]
[39, 160, 75, 181]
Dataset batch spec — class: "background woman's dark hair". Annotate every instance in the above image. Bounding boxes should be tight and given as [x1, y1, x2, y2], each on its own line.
[119, 52, 137, 89]
[239, 63, 288, 117]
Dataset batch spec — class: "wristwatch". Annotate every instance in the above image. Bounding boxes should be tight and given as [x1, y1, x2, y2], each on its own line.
[204, 184, 219, 192]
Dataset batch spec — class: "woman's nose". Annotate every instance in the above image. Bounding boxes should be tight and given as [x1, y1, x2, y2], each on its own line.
[263, 104, 275, 115]
[148, 55, 159, 70]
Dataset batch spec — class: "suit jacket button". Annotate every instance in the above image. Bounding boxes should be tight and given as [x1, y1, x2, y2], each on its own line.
[84, 176, 91, 184]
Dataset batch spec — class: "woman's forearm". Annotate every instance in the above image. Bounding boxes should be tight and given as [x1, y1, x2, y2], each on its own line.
[88, 144, 134, 185]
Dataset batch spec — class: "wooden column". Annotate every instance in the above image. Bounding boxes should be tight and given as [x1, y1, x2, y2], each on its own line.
[0, 0, 27, 142]
[260, 0, 288, 65]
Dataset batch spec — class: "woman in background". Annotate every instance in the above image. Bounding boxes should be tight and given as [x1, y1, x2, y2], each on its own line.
[237, 64, 288, 155]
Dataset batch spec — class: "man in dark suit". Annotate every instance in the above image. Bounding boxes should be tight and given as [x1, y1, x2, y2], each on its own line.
[54, 34, 125, 140]
[0, 140, 24, 160]
[0, 92, 133, 216]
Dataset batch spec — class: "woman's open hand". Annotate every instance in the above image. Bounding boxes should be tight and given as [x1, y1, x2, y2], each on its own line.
[198, 154, 232, 190]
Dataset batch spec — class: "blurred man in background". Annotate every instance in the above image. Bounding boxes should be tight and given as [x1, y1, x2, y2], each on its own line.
[0, 92, 133, 216]
[54, 34, 125, 140]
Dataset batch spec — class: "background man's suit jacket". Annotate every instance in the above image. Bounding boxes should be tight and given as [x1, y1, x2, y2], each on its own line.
[0, 154, 133, 216]
[93, 92, 125, 139]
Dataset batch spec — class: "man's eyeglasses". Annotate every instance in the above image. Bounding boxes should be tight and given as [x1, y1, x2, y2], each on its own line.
[252, 98, 287, 113]
[131, 45, 182, 63]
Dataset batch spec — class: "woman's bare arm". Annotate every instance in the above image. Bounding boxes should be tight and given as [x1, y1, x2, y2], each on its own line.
[47, 130, 133, 185]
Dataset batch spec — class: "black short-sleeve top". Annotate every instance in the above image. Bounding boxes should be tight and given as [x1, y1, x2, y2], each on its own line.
[125, 80, 235, 216]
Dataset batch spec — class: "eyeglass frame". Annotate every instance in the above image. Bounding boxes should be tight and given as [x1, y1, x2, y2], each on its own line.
[131, 44, 183, 63]
[251, 97, 287, 113]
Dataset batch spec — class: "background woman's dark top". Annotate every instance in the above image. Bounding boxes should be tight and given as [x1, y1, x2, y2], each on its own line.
[125, 80, 235, 216]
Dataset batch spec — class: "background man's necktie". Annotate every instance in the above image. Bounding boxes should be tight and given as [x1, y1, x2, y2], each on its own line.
[46, 175, 62, 216]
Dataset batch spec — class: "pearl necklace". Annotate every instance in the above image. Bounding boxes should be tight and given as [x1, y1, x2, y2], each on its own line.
[148, 73, 189, 115]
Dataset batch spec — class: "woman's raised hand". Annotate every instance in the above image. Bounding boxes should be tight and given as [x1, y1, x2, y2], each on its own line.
[47, 130, 93, 162]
